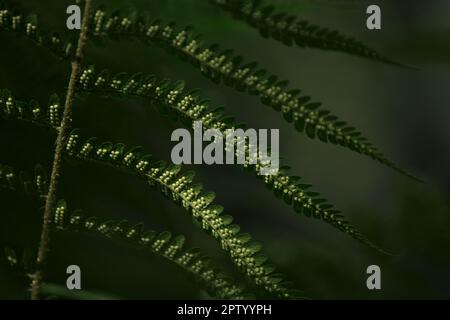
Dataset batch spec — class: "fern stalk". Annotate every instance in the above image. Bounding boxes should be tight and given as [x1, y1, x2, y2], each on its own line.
[30, 0, 93, 300]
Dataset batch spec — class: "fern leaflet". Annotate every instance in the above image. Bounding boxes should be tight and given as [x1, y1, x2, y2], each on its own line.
[0, 5, 74, 59]
[209, 0, 405, 65]
[54, 200, 250, 300]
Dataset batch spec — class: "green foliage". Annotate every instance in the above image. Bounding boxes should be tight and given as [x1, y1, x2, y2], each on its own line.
[0, 164, 248, 299]
[0, 90, 300, 298]
[0, 4, 419, 181]
[53, 200, 250, 300]
[0, 0, 421, 300]
[0, 89, 64, 130]
[2, 246, 33, 279]
[209, 0, 401, 65]
[64, 130, 301, 298]
[3, 247, 35, 273]
[0, 4, 74, 58]
[1, 83, 383, 252]
[75, 66, 379, 249]
[0, 162, 47, 198]
[0, 3, 420, 183]
[89, 8, 419, 181]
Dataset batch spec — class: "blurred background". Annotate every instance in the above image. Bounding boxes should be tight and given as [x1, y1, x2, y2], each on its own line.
[0, 0, 449, 299]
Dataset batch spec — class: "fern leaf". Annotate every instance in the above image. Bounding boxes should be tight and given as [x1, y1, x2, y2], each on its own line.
[52, 200, 250, 300]
[0, 4, 74, 59]
[209, 0, 404, 65]
[88, 9, 420, 181]
[2, 247, 35, 274]
[0, 162, 47, 198]
[0, 164, 249, 299]
[63, 130, 301, 298]
[73, 67, 388, 251]
[0, 89, 62, 129]
[0, 92, 301, 299]
[1, 86, 389, 253]
[0, 5, 419, 180]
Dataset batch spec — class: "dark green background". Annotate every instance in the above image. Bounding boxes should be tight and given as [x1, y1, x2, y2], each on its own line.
[1, 0, 449, 299]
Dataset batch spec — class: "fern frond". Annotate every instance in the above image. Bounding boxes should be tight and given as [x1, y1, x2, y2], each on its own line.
[209, 0, 403, 65]
[0, 4, 74, 59]
[0, 162, 48, 198]
[2, 246, 35, 273]
[0, 89, 63, 130]
[0, 4, 419, 180]
[52, 200, 250, 300]
[0, 164, 249, 299]
[63, 130, 302, 298]
[0, 90, 301, 298]
[88, 9, 420, 182]
[1, 85, 389, 253]
[73, 67, 387, 251]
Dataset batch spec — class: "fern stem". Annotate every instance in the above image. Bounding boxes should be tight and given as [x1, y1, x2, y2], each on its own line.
[30, 0, 93, 300]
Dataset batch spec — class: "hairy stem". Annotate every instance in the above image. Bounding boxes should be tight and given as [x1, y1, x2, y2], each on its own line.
[30, 0, 93, 300]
